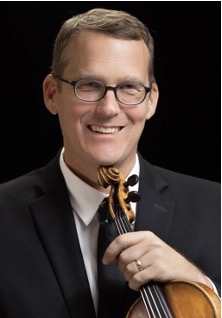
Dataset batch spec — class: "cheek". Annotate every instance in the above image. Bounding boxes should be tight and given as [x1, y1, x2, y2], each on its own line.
[57, 100, 93, 141]
[59, 108, 79, 132]
[127, 106, 149, 127]
[56, 93, 79, 120]
[55, 99, 78, 134]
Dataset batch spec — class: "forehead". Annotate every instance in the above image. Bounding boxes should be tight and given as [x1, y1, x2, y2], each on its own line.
[64, 31, 150, 80]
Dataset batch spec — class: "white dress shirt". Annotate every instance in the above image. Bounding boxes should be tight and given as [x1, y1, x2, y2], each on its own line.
[59, 149, 140, 313]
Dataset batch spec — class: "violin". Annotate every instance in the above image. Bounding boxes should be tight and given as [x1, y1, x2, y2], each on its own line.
[98, 166, 221, 318]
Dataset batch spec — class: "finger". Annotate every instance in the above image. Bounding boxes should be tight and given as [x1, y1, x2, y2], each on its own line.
[124, 258, 154, 291]
[123, 256, 147, 283]
[128, 270, 151, 291]
[102, 231, 149, 265]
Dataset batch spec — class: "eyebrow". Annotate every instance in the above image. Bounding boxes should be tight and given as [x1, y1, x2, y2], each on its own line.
[72, 74, 145, 85]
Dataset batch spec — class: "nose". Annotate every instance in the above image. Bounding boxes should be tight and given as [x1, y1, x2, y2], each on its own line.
[96, 90, 120, 117]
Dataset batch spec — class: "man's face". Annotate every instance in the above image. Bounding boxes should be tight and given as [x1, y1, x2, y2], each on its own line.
[44, 30, 158, 182]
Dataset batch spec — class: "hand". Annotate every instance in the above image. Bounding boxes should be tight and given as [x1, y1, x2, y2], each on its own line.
[102, 231, 212, 291]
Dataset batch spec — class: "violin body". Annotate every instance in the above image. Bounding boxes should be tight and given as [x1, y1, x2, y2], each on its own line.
[127, 280, 221, 318]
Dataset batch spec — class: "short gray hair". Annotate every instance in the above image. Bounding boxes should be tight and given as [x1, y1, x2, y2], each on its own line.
[51, 8, 155, 82]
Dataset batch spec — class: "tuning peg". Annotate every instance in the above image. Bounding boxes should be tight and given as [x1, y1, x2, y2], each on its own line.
[125, 191, 141, 203]
[125, 174, 139, 187]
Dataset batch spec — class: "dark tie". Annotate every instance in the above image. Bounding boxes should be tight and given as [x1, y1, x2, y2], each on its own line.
[97, 198, 126, 318]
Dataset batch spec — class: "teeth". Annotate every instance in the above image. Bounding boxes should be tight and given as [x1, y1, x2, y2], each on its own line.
[90, 125, 120, 134]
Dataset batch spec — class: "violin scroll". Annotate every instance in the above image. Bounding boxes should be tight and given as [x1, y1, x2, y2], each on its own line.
[98, 166, 120, 188]
[98, 166, 141, 222]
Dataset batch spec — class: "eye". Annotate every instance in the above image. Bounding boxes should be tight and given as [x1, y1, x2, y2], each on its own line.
[119, 83, 143, 95]
[77, 80, 103, 91]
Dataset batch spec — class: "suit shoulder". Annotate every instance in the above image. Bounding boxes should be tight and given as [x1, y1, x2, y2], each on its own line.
[140, 157, 220, 202]
[157, 165, 220, 191]
[0, 167, 44, 204]
[155, 164, 220, 188]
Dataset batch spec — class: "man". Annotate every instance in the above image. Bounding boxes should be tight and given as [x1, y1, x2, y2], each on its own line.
[0, 8, 220, 318]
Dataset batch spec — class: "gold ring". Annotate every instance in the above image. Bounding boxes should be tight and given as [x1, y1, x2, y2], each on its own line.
[135, 259, 142, 271]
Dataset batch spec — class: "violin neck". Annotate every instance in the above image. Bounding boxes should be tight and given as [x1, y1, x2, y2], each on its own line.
[114, 209, 133, 234]
[114, 210, 173, 318]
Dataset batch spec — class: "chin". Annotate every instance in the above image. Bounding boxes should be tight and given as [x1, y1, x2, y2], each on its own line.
[90, 149, 129, 170]
[97, 157, 119, 168]
[97, 159, 117, 168]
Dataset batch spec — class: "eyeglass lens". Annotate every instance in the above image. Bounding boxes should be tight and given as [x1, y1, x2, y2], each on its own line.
[75, 79, 146, 104]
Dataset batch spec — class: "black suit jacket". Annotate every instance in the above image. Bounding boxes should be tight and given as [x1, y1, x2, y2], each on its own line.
[0, 151, 220, 317]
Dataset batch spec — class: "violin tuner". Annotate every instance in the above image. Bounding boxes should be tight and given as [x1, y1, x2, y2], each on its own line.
[125, 191, 141, 203]
[125, 174, 139, 187]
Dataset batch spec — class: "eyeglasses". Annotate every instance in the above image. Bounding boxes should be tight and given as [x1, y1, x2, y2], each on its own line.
[55, 76, 152, 106]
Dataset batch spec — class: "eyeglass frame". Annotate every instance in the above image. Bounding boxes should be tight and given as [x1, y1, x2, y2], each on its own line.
[54, 76, 152, 106]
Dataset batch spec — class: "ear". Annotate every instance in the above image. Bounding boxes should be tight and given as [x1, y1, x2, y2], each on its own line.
[146, 82, 159, 120]
[43, 74, 58, 115]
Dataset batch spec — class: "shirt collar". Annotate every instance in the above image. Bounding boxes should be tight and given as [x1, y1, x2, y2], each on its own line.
[59, 148, 140, 226]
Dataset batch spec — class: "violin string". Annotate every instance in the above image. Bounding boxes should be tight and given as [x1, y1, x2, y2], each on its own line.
[141, 284, 173, 318]
[114, 208, 159, 317]
[114, 204, 172, 318]
[115, 213, 160, 317]
[140, 287, 158, 318]
[152, 285, 173, 317]
[114, 207, 132, 234]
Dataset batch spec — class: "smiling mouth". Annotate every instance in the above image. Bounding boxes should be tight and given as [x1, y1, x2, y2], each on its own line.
[89, 125, 122, 134]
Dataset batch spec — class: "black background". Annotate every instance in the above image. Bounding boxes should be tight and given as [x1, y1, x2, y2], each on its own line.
[0, 1, 220, 183]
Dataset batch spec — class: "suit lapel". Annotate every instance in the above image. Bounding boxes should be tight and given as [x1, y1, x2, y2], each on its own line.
[30, 156, 96, 318]
[135, 155, 175, 241]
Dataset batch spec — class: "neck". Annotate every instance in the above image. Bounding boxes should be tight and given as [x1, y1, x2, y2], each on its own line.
[62, 150, 137, 192]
